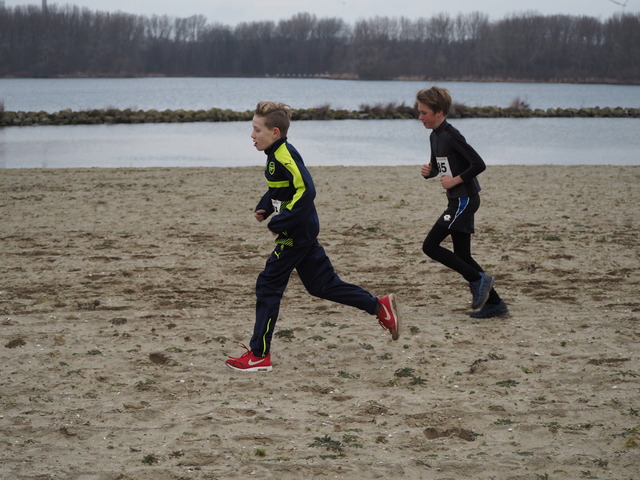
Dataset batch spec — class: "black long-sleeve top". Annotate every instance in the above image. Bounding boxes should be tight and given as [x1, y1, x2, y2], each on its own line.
[424, 119, 486, 199]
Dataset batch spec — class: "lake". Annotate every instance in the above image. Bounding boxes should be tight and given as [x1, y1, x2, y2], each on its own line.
[0, 78, 639, 168]
[2, 77, 639, 112]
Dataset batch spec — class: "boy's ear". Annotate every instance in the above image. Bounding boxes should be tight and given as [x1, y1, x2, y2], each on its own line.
[272, 127, 282, 138]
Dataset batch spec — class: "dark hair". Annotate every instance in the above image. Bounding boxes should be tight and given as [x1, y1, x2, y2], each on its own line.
[255, 101, 291, 137]
[416, 87, 452, 116]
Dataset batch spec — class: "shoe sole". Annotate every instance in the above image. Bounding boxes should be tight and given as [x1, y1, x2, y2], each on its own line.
[388, 293, 400, 341]
[470, 309, 509, 319]
[225, 361, 273, 372]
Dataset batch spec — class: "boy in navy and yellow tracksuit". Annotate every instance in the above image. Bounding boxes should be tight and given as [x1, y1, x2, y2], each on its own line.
[226, 101, 400, 372]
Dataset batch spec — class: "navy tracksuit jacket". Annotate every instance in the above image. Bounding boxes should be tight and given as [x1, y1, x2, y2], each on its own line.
[250, 138, 378, 356]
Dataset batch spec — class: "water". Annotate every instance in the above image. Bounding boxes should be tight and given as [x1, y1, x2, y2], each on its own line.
[1, 78, 639, 168]
[2, 77, 639, 112]
[1, 118, 638, 169]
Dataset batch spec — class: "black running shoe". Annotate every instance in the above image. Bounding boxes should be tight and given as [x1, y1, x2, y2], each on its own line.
[469, 273, 494, 310]
[470, 300, 509, 318]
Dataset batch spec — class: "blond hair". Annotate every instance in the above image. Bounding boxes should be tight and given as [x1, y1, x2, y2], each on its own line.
[255, 101, 291, 137]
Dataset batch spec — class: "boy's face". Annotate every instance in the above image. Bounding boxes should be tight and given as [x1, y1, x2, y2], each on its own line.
[417, 102, 445, 130]
[251, 115, 281, 151]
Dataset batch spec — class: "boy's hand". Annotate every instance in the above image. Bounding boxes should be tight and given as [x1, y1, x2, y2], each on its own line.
[254, 209, 266, 222]
[255, 209, 278, 236]
[421, 163, 432, 178]
[440, 175, 463, 190]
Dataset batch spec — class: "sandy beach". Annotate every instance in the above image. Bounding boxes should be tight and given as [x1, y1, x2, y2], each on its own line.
[1, 165, 638, 479]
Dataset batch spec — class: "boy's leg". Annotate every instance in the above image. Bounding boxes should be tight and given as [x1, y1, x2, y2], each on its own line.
[423, 223, 479, 281]
[296, 241, 379, 313]
[450, 231, 481, 275]
[250, 243, 303, 356]
[296, 241, 400, 339]
[451, 232, 503, 306]
[423, 224, 492, 309]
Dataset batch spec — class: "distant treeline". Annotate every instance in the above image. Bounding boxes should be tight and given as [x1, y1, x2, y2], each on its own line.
[1, 6, 639, 83]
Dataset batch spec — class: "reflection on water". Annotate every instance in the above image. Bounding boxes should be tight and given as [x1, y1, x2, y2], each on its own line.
[1, 118, 639, 169]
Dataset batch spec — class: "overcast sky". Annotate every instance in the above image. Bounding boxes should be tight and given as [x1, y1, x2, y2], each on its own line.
[5, 0, 639, 24]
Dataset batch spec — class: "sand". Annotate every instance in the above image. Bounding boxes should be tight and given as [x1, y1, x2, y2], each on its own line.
[1, 165, 638, 480]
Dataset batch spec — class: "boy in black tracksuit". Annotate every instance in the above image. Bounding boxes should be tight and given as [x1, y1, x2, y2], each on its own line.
[226, 101, 400, 372]
[417, 87, 509, 318]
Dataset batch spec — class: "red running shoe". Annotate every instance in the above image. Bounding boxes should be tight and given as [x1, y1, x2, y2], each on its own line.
[377, 294, 400, 340]
[225, 343, 272, 372]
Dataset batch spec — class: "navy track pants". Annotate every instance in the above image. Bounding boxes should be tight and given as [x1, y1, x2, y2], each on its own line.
[250, 240, 379, 356]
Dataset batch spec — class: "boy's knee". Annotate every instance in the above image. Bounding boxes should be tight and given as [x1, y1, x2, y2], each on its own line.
[422, 240, 436, 258]
[304, 280, 328, 298]
[305, 287, 323, 298]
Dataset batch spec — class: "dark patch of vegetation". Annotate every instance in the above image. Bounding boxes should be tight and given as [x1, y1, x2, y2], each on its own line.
[309, 435, 344, 452]
[2, 103, 637, 127]
[496, 379, 519, 388]
[394, 367, 416, 378]
[141, 453, 159, 465]
[274, 328, 295, 340]
[5, 337, 26, 348]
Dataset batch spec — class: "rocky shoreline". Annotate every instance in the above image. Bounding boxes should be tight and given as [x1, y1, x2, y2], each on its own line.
[1, 104, 639, 127]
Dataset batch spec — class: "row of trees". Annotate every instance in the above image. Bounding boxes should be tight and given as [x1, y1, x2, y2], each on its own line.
[1, 5, 639, 82]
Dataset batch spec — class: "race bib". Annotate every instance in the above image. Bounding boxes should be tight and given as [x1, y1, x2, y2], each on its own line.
[271, 199, 281, 214]
[436, 156, 452, 177]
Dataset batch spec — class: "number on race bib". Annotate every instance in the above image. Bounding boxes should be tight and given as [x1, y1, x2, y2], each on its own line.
[436, 156, 452, 177]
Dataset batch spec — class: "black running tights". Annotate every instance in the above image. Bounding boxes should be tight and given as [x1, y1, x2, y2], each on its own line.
[422, 223, 483, 282]
[422, 223, 502, 304]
